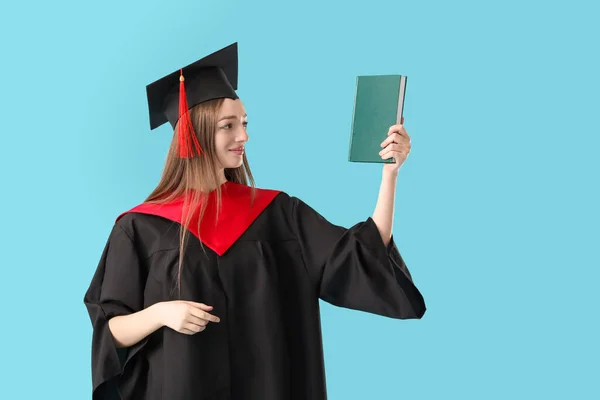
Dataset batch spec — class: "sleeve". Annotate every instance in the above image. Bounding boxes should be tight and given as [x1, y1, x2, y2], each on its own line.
[291, 197, 426, 319]
[83, 223, 150, 399]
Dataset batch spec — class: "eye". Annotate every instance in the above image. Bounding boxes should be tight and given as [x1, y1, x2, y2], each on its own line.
[220, 123, 233, 129]
[243, 121, 248, 128]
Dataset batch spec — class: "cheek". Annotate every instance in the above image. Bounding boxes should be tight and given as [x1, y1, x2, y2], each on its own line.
[213, 133, 232, 162]
[214, 133, 227, 152]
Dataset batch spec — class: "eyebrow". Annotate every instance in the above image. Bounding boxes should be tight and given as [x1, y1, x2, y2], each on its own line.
[218, 114, 247, 121]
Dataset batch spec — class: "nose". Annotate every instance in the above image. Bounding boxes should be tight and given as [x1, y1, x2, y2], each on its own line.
[236, 125, 249, 142]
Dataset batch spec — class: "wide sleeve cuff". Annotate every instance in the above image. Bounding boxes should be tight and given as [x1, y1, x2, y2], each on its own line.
[319, 217, 426, 319]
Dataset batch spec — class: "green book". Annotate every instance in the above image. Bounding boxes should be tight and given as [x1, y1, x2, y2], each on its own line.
[348, 74, 407, 163]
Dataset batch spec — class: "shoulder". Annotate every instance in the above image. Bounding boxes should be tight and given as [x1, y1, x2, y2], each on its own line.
[112, 211, 161, 239]
[113, 211, 144, 235]
[251, 185, 305, 210]
[108, 212, 181, 259]
[115, 206, 181, 231]
[229, 182, 302, 211]
[255, 188, 326, 229]
[229, 181, 286, 199]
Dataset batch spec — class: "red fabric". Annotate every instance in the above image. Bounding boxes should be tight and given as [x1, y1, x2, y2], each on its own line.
[178, 68, 203, 158]
[116, 182, 281, 256]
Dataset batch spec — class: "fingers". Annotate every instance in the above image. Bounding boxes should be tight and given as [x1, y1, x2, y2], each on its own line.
[187, 314, 209, 327]
[183, 301, 220, 322]
[387, 124, 409, 138]
[381, 129, 410, 149]
[380, 134, 395, 148]
[183, 301, 214, 311]
[185, 322, 207, 333]
[180, 314, 214, 335]
[381, 133, 408, 148]
[380, 147, 409, 161]
[181, 324, 207, 335]
[379, 143, 409, 157]
[187, 306, 220, 323]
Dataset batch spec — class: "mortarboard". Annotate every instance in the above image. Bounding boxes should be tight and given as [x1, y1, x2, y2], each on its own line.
[145, 42, 239, 158]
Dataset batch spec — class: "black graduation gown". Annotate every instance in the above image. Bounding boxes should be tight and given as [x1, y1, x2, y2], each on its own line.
[84, 183, 426, 400]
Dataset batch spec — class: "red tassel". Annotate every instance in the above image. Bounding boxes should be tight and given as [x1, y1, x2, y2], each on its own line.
[178, 69, 203, 158]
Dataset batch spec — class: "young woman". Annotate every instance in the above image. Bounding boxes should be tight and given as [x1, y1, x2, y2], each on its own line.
[84, 42, 426, 400]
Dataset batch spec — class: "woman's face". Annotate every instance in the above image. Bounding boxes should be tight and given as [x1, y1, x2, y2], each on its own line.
[214, 98, 248, 169]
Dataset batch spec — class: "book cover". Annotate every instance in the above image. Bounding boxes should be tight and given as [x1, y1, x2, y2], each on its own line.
[348, 74, 407, 163]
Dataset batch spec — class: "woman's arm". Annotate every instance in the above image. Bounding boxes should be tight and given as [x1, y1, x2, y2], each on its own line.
[371, 169, 398, 247]
[108, 303, 165, 348]
[372, 121, 411, 246]
[108, 301, 220, 348]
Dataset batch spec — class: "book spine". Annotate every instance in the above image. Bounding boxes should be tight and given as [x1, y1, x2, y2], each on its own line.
[396, 75, 407, 124]
[348, 76, 360, 161]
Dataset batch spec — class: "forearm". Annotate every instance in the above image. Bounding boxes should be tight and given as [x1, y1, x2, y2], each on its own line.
[107, 303, 165, 348]
[371, 170, 398, 246]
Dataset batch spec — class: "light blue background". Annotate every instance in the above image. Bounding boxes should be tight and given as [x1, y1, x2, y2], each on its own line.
[0, 0, 598, 398]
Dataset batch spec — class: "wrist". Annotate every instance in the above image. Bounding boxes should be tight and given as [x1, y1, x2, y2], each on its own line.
[148, 302, 166, 328]
[382, 168, 399, 181]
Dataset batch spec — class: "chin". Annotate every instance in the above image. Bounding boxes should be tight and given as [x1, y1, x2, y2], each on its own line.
[227, 162, 244, 169]
[222, 157, 244, 169]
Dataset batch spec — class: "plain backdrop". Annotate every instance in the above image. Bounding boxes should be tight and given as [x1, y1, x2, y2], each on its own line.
[0, 0, 598, 398]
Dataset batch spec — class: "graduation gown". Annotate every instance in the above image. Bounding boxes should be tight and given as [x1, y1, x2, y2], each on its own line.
[84, 181, 426, 400]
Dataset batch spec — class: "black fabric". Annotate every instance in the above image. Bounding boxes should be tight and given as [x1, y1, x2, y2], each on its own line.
[84, 192, 426, 400]
[146, 42, 238, 130]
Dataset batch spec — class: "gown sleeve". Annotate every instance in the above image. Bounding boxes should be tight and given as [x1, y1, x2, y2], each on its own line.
[290, 196, 426, 319]
[83, 223, 150, 399]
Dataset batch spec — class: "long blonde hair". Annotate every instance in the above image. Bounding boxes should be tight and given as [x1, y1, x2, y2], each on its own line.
[144, 98, 255, 295]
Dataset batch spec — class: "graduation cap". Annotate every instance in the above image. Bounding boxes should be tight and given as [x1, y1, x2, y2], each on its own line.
[146, 42, 239, 158]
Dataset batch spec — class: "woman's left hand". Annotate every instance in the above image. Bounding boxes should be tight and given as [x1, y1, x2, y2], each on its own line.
[379, 117, 411, 174]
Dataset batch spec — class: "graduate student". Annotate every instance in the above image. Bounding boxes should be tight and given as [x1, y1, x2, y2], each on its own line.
[84, 42, 426, 400]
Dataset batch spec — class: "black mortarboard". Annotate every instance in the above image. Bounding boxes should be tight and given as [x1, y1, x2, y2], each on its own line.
[145, 42, 239, 158]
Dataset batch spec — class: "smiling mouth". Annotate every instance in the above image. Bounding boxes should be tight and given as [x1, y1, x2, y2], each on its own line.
[229, 147, 244, 153]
